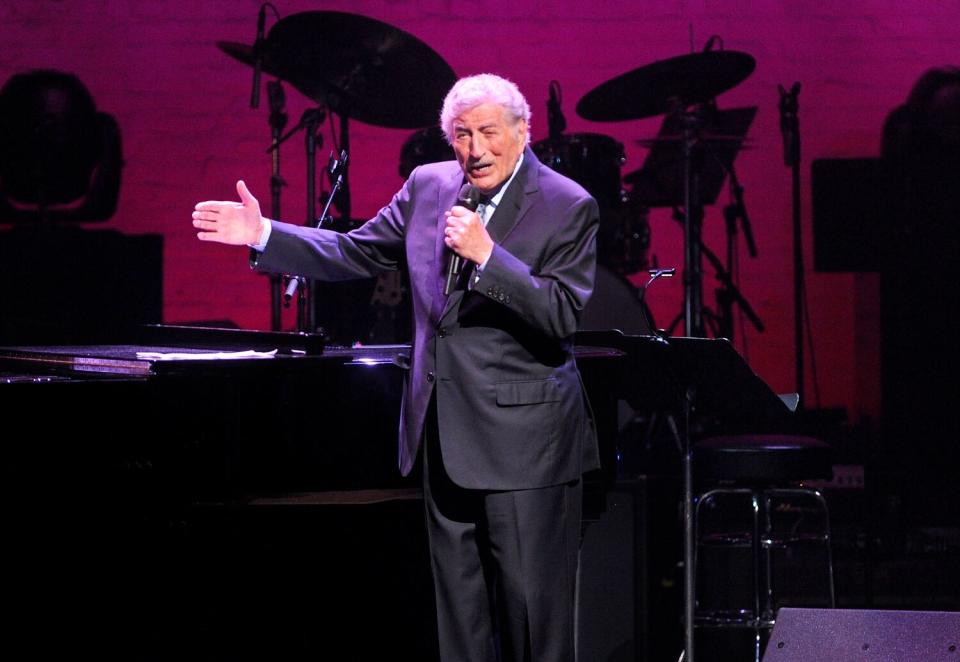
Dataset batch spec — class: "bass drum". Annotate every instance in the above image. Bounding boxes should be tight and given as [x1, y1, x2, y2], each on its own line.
[533, 133, 625, 210]
[579, 266, 654, 335]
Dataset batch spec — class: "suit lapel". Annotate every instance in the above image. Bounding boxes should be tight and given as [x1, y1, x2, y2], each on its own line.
[484, 147, 541, 246]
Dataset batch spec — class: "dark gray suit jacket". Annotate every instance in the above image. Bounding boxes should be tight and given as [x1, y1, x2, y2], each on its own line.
[254, 147, 600, 490]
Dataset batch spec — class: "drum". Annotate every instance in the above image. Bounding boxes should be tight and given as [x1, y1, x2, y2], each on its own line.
[579, 266, 654, 335]
[533, 133, 625, 209]
[596, 196, 651, 275]
[398, 126, 454, 178]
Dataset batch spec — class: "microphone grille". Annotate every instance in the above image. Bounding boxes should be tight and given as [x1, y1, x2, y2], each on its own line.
[457, 183, 481, 211]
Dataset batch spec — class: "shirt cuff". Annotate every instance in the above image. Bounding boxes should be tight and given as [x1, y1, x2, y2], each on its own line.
[470, 253, 492, 288]
[248, 218, 272, 252]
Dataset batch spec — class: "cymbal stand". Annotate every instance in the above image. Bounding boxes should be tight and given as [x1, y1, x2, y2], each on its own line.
[667, 99, 708, 662]
[678, 103, 708, 338]
[778, 82, 803, 404]
[709, 160, 763, 340]
[702, 238, 764, 339]
[266, 80, 287, 331]
[724, 162, 757, 259]
[665, 223, 763, 340]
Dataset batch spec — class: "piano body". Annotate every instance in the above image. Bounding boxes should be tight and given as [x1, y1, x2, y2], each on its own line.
[0, 325, 622, 660]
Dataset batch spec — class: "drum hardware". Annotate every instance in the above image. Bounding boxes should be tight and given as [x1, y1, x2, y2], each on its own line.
[660, 155, 763, 341]
[662, 226, 764, 339]
[578, 49, 755, 337]
[779, 82, 805, 403]
[534, 80, 644, 277]
[218, 9, 457, 336]
[624, 106, 756, 209]
[629, 104, 760, 343]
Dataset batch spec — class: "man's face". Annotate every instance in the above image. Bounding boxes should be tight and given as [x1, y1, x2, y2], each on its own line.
[452, 102, 527, 195]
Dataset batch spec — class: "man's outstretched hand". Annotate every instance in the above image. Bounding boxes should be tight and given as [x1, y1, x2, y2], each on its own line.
[192, 180, 264, 245]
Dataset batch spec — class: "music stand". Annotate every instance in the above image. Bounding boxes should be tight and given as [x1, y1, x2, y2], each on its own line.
[576, 330, 792, 662]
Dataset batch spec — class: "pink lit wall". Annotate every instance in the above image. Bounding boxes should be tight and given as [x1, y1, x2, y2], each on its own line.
[3, 0, 958, 427]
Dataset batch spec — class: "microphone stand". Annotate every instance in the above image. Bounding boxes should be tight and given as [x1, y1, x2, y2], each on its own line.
[249, 4, 266, 109]
[724, 162, 757, 259]
[269, 107, 325, 332]
[778, 82, 803, 405]
[266, 80, 287, 331]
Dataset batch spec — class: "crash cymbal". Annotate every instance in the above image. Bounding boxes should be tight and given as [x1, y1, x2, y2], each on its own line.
[260, 11, 457, 129]
[576, 51, 755, 121]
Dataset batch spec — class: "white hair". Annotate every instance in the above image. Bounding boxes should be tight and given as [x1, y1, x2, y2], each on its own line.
[439, 73, 531, 145]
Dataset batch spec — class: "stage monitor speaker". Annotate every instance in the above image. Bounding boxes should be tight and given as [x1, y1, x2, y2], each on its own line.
[762, 607, 959, 662]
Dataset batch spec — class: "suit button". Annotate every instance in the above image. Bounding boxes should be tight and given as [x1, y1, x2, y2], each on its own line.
[426, 371, 435, 383]
[437, 327, 447, 338]
[504, 295, 511, 304]
[487, 287, 494, 296]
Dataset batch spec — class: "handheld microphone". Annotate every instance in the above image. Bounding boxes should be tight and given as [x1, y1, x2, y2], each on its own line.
[444, 183, 481, 295]
[250, 4, 266, 109]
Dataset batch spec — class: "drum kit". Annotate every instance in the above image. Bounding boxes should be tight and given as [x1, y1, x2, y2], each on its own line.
[542, 50, 760, 339]
[218, 9, 761, 343]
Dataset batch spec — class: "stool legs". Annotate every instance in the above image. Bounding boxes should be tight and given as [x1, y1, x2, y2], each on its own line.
[693, 487, 835, 661]
[762, 488, 836, 612]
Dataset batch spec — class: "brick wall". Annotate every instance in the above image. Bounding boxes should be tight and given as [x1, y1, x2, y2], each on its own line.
[3, 0, 958, 423]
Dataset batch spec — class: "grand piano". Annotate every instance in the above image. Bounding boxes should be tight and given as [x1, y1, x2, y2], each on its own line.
[1, 325, 624, 661]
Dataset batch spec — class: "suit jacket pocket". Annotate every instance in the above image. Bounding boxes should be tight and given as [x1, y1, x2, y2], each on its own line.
[495, 378, 561, 406]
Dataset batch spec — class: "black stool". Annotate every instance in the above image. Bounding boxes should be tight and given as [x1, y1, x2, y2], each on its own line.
[693, 434, 836, 661]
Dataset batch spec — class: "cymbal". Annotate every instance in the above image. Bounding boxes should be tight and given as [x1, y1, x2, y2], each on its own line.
[576, 51, 756, 122]
[261, 11, 457, 129]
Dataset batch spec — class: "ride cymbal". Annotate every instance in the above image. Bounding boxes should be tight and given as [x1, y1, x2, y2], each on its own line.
[577, 51, 755, 121]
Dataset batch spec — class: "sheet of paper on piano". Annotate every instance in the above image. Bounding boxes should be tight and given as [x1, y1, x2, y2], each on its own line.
[135, 349, 280, 360]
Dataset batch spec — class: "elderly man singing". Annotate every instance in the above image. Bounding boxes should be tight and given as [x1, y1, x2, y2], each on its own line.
[192, 73, 600, 662]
